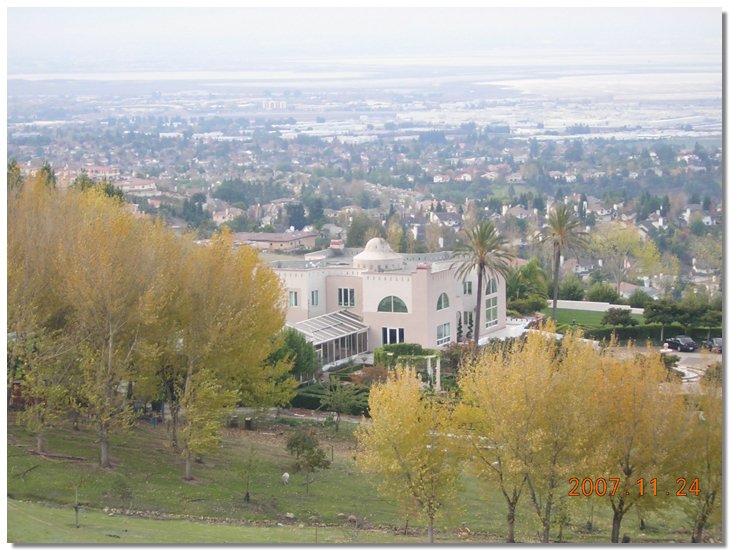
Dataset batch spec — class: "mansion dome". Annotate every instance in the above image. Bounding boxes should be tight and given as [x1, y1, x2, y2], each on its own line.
[353, 238, 404, 271]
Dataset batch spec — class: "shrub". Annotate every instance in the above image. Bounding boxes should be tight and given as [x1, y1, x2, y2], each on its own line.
[586, 282, 620, 303]
[349, 365, 388, 386]
[373, 343, 438, 365]
[582, 324, 722, 345]
[661, 353, 680, 368]
[628, 289, 654, 308]
[439, 341, 479, 373]
[704, 362, 722, 383]
[508, 295, 548, 316]
[559, 274, 585, 301]
[601, 308, 638, 327]
[291, 382, 369, 415]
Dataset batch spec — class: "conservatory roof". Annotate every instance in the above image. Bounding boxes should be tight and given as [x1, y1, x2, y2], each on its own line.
[291, 310, 369, 346]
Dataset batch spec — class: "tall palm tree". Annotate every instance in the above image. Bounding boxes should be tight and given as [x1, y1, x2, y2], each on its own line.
[454, 220, 515, 344]
[544, 203, 588, 321]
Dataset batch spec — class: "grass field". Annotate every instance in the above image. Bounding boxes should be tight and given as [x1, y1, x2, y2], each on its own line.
[7, 500, 413, 544]
[541, 307, 644, 328]
[7, 414, 713, 544]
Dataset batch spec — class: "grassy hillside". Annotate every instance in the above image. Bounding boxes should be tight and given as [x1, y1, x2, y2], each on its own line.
[7, 413, 712, 544]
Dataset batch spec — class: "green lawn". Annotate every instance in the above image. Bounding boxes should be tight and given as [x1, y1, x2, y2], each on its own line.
[7, 415, 713, 544]
[7, 499, 413, 544]
[541, 307, 644, 328]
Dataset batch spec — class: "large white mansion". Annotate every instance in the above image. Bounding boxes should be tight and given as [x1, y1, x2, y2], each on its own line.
[270, 238, 507, 367]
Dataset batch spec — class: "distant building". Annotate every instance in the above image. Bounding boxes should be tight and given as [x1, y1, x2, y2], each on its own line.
[232, 230, 318, 252]
[262, 100, 287, 110]
[212, 206, 244, 225]
[86, 165, 121, 181]
[271, 238, 507, 368]
[117, 178, 158, 197]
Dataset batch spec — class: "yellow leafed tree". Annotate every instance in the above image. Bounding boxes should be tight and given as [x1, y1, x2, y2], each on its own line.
[179, 369, 237, 480]
[456, 326, 596, 542]
[54, 188, 156, 467]
[521, 330, 604, 543]
[8, 174, 75, 432]
[590, 222, 660, 296]
[356, 366, 461, 543]
[150, 229, 294, 479]
[681, 378, 722, 542]
[591, 346, 690, 543]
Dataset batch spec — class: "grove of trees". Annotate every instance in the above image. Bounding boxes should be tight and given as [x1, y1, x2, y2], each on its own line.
[8, 170, 296, 477]
[356, 326, 722, 543]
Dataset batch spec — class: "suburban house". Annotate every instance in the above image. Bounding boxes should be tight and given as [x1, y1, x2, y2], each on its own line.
[271, 237, 507, 368]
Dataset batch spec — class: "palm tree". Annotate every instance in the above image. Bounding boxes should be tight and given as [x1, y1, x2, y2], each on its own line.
[544, 203, 588, 321]
[454, 220, 514, 344]
[506, 257, 548, 301]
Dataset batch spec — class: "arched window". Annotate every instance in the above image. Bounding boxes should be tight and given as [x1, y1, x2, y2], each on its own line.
[485, 278, 497, 295]
[377, 296, 408, 313]
[436, 292, 450, 310]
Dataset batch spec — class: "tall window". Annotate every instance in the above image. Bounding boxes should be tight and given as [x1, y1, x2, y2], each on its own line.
[311, 290, 319, 307]
[382, 327, 405, 345]
[485, 278, 497, 295]
[436, 292, 450, 310]
[338, 288, 355, 307]
[377, 296, 408, 313]
[463, 281, 473, 295]
[485, 297, 498, 327]
[288, 291, 299, 307]
[436, 323, 451, 346]
[484, 278, 498, 328]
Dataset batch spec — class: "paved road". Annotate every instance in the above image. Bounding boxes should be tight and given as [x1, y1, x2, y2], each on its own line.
[615, 346, 721, 384]
[669, 350, 721, 383]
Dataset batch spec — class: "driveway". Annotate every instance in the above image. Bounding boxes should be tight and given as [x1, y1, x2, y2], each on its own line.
[614, 346, 720, 384]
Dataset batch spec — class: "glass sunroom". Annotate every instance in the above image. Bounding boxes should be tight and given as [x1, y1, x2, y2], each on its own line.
[292, 310, 369, 369]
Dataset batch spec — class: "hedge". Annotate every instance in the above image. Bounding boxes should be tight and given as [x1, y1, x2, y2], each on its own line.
[583, 323, 722, 345]
[373, 343, 440, 366]
[291, 382, 370, 415]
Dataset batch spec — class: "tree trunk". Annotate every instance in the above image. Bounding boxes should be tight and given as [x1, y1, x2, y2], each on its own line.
[428, 515, 434, 544]
[552, 243, 560, 321]
[691, 489, 716, 542]
[184, 451, 193, 480]
[691, 521, 704, 543]
[36, 432, 44, 454]
[169, 400, 180, 450]
[474, 267, 483, 344]
[100, 423, 111, 468]
[335, 412, 340, 432]
[74, 487, 80, 528]
[611, 511, 624, 543]
[541, 500, 552, 543]
[506, 504, 516, 543]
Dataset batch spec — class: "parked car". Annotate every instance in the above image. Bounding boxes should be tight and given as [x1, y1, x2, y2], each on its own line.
[703, 337, 722, 353]
[664, 336, 698, 352]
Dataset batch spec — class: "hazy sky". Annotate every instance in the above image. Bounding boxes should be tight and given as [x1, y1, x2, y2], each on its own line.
[7, 7, 722, 74]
